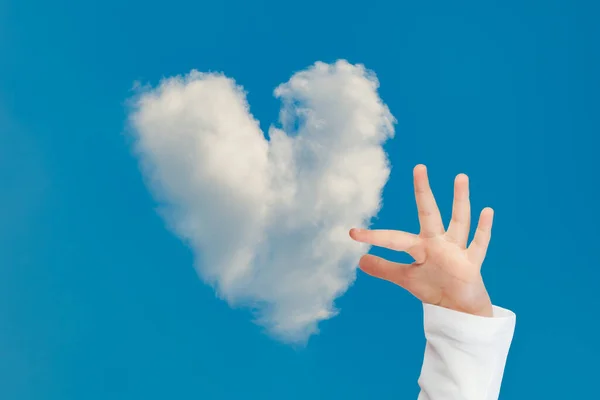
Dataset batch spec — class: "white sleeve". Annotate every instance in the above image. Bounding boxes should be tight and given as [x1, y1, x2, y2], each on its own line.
[417, 303, 516, 400]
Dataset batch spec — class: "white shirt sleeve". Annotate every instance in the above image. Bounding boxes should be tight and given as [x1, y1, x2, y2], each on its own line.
[417, 303, 516, 400]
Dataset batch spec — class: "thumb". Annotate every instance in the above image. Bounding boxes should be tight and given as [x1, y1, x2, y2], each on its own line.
[358, 254, 411, 288]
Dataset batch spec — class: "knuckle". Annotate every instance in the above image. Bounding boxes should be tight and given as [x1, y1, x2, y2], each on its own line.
[418, 209, 433, 217]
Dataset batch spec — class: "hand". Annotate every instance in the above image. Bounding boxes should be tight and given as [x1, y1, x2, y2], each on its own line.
[350, 164, 495, 317]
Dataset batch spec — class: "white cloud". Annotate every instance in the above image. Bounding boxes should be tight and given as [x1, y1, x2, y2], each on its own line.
[128, 60, 395, 343]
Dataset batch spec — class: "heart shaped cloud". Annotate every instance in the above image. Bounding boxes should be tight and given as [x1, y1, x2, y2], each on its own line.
[128, 60, 395, 343]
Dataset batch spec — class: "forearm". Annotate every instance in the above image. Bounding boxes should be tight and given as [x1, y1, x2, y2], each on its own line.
[417, 303, 516, 400]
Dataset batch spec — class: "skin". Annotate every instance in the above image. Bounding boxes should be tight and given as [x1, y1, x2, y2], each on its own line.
[349, 164, 494, 317]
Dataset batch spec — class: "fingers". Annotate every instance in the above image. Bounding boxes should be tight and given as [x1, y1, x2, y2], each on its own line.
[445, 173, 471, 248]
[467, 207, 494, 265]
[358, 254, 411, 287]
[349, 228, 419, 252]
[413, 164, 445, 238]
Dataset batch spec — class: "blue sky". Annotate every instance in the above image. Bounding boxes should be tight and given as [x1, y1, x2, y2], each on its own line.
[1, 0, 599, 398]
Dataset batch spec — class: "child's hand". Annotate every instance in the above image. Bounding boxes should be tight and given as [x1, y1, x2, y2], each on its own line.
[350, 164, 494, 317]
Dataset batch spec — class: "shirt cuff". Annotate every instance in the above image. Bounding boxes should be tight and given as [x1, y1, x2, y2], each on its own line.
[422, 303, 516, 344]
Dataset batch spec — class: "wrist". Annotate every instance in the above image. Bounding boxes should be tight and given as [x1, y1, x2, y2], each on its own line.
[469, 302, 494, 317]
[437, 289, 494, 317]
[435, 302, 493, 318]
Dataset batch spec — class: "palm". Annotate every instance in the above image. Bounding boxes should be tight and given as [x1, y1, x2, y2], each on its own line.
[350, 164, 495, 317]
